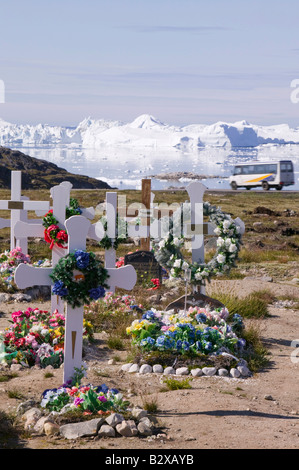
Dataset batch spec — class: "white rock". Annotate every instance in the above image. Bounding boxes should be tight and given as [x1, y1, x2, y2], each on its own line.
[98, 424, 115, 437]
[128, 363, 140, 373]
[176, 367, 189, 376]
[116, 420, 138, 437]
[237, 365, 251, 377]
[153, 364, 164, 373]
[218, 368, 229, 377]
[105, 413, 124, 427]
[139, 364, 153, 374]
[164, 366, 176, 375]
[137, 421, 152, 436]
[202, 367, 217, 376]
[44, 422, 60, 436]
[190, 368, 203, 377]
[121, 363, 133, 371]
[132, 407, 148, 420]
[230, 367, 241, 378]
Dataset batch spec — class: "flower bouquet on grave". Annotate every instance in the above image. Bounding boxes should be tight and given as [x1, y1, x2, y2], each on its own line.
[0, 247, 31, 290]
[126, 306, 246, 357]
[1, 307, 94, 368]
[41, 383, 129, 415]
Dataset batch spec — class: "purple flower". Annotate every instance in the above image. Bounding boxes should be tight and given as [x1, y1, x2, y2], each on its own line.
[98, 395, 107, 403]
[74, 397, 84, 407]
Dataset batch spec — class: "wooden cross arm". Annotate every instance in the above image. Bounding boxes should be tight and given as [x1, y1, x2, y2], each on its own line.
[0, 218, 10, 229]
[14, 220, 45, 238]
[106, 265, 137, 291]
[14, 264, 53, 289]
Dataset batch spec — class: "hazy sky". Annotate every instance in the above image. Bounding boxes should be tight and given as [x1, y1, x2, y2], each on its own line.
[0, 0, 298, 127]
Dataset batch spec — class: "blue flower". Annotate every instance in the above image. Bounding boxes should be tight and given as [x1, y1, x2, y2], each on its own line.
[182, 341, 190, 351]
[195, 313, 207, 324]
[237, 338, 246, 349]
[142, 310, 156, 321]
[202, 340, 213, 351]
[52, 280, 68, 297]
[195, 341, 202, 351]
[74, 250, 90, 269]
[141, 336, 155, 347]
[176, 340, 182, 350]
[110, 388, 119, 394]
[89, 286, 105, 300]
[98, 384, 109, 394]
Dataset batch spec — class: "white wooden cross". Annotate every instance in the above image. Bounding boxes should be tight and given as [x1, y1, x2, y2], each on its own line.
[14, 214, 137, 383]
[14, 180, 98, 312]
[184, 181, 245, 294]
[0, 171, 50, 253]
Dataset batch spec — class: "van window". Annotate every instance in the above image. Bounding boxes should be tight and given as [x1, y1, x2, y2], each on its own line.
[233, 166, 242, 175]
[281, 162, 293, 172]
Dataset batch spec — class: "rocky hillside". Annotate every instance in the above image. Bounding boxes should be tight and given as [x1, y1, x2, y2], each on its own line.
[0, 147, 111, 189]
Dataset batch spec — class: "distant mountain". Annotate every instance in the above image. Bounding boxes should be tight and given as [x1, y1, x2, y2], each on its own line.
[0, 146, 111, 189]
[0, 114, 299, 149]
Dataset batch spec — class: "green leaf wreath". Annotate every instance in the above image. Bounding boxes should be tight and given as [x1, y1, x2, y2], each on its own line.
[98, 215, 129, 250]
[50, 250, 109, 308]
[152, 201, 243, 286]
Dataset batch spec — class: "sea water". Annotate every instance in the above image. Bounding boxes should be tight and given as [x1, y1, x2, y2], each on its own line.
[11, 143, 299, 190]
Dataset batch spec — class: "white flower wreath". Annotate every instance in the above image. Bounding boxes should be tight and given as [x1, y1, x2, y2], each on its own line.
[152, 201, 243, 286]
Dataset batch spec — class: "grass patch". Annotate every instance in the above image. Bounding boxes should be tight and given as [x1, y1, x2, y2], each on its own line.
[140, 393, 159, 413]
[241, 322, 270, 372]
[44, 372, 54, 379]
[7, 388, 26, 400]
[208, 289, 272, 319]
[162, 377, 192, 391]
[0, 372, 18, 383]
[107, 335, 126, 350]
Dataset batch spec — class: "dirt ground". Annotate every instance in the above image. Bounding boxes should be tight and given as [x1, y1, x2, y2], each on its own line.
[1, 277, 299, 450]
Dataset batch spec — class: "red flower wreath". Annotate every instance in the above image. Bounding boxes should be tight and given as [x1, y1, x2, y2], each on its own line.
[43, 211, 68, 250]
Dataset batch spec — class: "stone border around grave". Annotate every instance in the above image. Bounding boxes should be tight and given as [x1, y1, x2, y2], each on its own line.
[17, 403, 160, 440]
[121, 358, 252, 379]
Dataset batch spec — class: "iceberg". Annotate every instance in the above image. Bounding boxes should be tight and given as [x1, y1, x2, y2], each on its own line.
[0, 114, 299, 149]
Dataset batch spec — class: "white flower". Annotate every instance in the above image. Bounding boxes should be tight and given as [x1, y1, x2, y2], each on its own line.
[195, 272, 202, 280]
[217, 237, 225, 247]
[225, 238, 232, 246]
[223, 220, 231, 231]
[228, 244, 237, 253]
[159, 239, 166, 249]
[173, 237, 182, 247]
[173, 259, 182, 268]
[217, 254, 226, 264]
[182, 261, 189, 270]
[214, 227, 221, 236]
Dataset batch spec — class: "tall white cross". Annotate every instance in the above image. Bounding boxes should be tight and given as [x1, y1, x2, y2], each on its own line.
[14, 214, 137, 383]
[184, 181, 245, 293]
[14, 180, 98, 311]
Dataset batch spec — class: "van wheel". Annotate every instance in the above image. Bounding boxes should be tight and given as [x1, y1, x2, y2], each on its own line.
[276, 184, 283, 190]
[245, 187, 251, 190]
[231, 181, 237, 190]
[262, 181, 270, 191]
